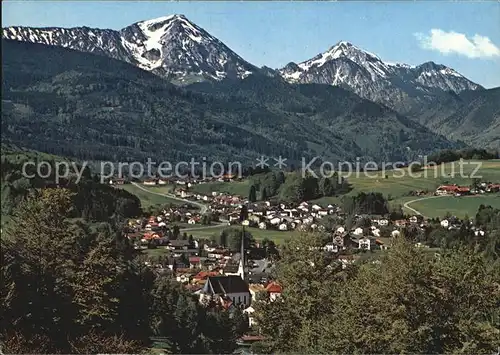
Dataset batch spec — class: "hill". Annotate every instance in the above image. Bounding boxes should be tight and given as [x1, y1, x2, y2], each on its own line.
[0, 145, 142, 225]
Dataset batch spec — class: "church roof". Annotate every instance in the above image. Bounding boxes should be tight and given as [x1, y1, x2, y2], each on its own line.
[203, 275, 250, 295]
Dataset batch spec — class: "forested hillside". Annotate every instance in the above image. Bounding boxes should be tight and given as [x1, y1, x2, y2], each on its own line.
[0, 146, 141, 222]
[2, 39, 461, 164]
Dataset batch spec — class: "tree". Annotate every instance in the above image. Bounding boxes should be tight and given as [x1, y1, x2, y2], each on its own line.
[172, 225, 180, 240]
[226, 228, 255, 252]
[0, 188, 151, 352]
[239, 205, 249, 222]
[172, 294, 203, 353]
[261, 187, 268, 201]
[219, 230, 228, 247]
[255, 234, 500, 354]
[253, 232, 347, 353]
[248, 185, 257, 203]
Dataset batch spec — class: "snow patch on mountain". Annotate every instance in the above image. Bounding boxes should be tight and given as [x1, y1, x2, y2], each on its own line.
[278, 40, 482, 111]
[2, 14, 257, 82]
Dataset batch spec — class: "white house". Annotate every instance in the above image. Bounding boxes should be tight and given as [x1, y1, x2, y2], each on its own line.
[358, 238, 371, 250]
[324, 242, 339, 253]
[391, 230, 401, 238]
[204, 245, 216, 252]
[278, 223, 288, 231]
[440, 220, 450, 228]
[270, 217, 281, 225]
[376, 219, 389, 226]
[244, 306, 256, 327]
[353, 227, 363, 236]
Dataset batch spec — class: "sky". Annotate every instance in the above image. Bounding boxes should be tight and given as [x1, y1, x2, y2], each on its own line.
[3, 1, 500, 88]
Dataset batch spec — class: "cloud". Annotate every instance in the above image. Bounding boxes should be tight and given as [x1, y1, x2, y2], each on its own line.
[414, 29, 500, 59]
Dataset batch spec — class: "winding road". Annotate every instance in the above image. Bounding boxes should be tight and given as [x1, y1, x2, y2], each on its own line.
[130, 182, 228, 231]
[131, 182, 208, 214]
[403, 195, 446, 218]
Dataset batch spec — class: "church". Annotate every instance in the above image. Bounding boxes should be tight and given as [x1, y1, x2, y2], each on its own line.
[199, 233, 251, 308]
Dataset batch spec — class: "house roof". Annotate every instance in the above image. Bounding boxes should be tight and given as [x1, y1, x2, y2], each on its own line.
[223, 264, 239, 274]
[437, 185, 459, 192]
[193, 271, 220, 280]
[265, 281, 282, 293]
[203, 275, 249, 295]
[169, 240, 191, 247]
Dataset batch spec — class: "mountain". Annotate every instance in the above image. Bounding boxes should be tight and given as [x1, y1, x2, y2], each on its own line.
[2, 14, 257, 83]
[2, 17, 483, 102]
[1, 39, 461, 166]
[278, 41, 483, 113]
[188, 76, 462, 161]
[429, 88, 500, 149]
[0, 39, 353, 164]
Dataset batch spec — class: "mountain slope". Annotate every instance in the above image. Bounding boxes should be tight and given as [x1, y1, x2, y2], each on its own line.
[430, 88, 500, 149]
[188, 75, 462, 161]
[1, 39, 359, 164]
[278, 41, 483, 113]
[2, 39, 462, 166]
[2, 14, 258, 83]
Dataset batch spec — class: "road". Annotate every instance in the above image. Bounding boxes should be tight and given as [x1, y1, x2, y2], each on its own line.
[131, 182, 208, 214]
[130, 182, 229, 231]
[403, 195, 445, 218]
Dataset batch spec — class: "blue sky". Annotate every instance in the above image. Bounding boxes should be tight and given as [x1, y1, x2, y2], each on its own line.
[3, 1, 500, 88]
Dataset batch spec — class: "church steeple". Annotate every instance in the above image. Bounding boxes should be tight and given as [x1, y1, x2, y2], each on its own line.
[238, 205, 248, 281]
[238, 233, 245, 281]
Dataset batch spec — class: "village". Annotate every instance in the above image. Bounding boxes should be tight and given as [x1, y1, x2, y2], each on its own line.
[116, 173, 500, 343]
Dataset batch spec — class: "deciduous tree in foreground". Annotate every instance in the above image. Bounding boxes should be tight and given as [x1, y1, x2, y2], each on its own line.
[254, 232, 500, 354]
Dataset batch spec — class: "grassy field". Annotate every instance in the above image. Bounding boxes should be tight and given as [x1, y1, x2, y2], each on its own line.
[407, 194, 500, 219]
[192, 161, 500, 202]
[120, 184, 185, 208]
[190, 180, 250, 197]
[344, 160, 499, 197]
[185, 225, 301, 245]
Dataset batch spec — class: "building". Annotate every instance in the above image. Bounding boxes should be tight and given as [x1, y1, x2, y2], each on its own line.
[199, 275, 251, 308]
[265, 281, 282, 301]
[199, 226, 251, 307]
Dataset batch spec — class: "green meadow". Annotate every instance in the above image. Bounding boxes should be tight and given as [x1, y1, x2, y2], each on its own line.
[406, 194, 500, 219]
[120, 184, 184, 208]
[183, 225, 301, 245]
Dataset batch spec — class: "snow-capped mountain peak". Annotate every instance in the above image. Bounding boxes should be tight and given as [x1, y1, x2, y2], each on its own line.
[2, 14, 257, 82]
[278, 41, 482, 110]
